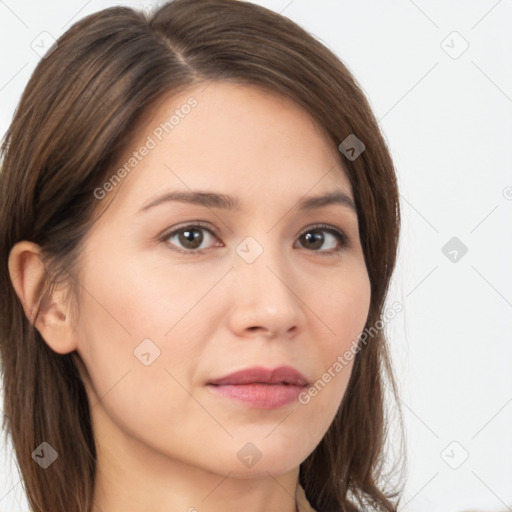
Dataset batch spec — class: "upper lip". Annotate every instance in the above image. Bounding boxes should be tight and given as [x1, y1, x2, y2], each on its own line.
[207, 365, 309, 386]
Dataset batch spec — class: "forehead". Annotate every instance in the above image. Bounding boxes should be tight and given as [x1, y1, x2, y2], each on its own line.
[100, 80, 352, 215]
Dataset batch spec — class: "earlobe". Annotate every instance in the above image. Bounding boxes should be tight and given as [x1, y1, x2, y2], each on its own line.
[7, 240, 78, 354]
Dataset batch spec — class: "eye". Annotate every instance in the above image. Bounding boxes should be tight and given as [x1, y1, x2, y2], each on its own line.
[295, 224, 350, 254]
[161, 222, 219, 254]
[160, 222, 350, 255]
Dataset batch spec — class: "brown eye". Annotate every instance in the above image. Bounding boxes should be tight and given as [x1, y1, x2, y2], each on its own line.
[161, 222, 349, 256]
[296, 225, 349, 253]
[177, 228, 204, 250]
[163, 223, 219, 254]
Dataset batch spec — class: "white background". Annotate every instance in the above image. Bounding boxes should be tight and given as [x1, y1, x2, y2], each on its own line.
[1, 1, 511, 511]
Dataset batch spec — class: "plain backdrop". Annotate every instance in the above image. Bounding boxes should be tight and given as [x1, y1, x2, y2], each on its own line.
[1, 1, 511, 511]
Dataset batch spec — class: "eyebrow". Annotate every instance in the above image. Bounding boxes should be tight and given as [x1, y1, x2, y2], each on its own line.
[138, 189, 357, 215]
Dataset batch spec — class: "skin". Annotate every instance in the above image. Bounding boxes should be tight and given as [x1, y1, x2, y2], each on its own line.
[8, 81, 371, 512]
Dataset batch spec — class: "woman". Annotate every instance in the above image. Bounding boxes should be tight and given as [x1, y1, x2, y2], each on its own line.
[0, 0, 404, 510]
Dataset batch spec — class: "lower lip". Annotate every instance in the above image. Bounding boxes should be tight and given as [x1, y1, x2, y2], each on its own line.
[207, 383, 306, 409]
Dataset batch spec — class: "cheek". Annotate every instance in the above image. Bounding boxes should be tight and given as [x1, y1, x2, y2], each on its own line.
[73, 241, 229, 412]
[315, 262, 372, 354]
[302, 262, 371, 409]
[73, 256, 206, 450]
[76, 239, 215, 348]
[71, 247, 174, 393]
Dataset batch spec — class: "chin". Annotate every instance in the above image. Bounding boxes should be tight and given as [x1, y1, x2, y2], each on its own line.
[224, 440, 306, 478]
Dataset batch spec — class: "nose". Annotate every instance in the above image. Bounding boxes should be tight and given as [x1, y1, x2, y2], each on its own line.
[226, 239, 306, 339]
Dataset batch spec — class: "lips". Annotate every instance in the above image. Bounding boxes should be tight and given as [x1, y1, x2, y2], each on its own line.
[206, 365, 309, 409]
[207, 365, 309, 387]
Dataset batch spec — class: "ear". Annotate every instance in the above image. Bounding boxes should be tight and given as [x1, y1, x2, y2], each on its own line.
[8, 240, 78, 354]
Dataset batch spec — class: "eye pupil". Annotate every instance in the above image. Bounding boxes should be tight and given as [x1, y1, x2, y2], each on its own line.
[180, 229, 203, 249]
[302, 231, 324, 250]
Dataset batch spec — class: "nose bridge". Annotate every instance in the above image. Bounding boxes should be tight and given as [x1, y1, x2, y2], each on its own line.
[235, 232, 289, 293]
[228, 230, 303, 335]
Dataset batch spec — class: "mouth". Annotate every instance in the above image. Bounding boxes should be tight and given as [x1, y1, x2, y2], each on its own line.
[206, 365, 309, 409]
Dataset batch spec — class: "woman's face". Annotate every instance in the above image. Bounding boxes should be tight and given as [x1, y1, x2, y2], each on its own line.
[72, 81, 371, 478]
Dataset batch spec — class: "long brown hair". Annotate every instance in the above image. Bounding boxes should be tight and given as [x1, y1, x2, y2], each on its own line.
[0, 1, 405, 510]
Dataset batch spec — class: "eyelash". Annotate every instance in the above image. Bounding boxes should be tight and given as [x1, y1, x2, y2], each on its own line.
[159, 221, 351, 256]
